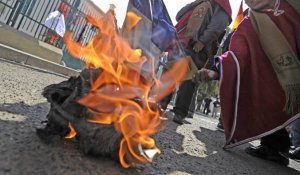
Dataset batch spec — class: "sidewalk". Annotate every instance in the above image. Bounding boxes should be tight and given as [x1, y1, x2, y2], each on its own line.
[0, 43, 79, 77]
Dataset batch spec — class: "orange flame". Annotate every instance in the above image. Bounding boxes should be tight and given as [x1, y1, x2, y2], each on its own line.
[65, 122, 77, 139]
[64, 11, 188, 168]
[123, 11, 142, 33]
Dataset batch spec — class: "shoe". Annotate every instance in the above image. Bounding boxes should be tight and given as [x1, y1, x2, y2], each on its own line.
[173, 114, 184, 125]
[217, 122, 224, 132]
[163, 111, 174, 119]
[245, 145, 289, 166]
[288, 148, 300, 160]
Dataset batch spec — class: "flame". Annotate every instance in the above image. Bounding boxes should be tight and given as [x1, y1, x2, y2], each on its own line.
[65, 122, 77, 139]
[64, 11, 188, 168]
[123, 11, 142, 33]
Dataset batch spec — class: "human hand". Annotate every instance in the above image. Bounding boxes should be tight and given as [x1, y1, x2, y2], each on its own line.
[192, 68, 219, 83]
[193, 41, 205, 52]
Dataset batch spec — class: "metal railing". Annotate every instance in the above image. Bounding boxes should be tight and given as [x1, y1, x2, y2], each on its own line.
[0, 0, 102, 49]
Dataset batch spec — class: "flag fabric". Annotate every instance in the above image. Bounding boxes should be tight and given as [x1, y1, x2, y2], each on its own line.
[122, 0, 183, 72]
[231, 0, 244, 31]
[125, 0, 176, 51]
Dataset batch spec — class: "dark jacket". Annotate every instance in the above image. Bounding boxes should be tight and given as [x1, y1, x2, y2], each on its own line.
[175, 1, 230, 69]
[176, 2, 230, 47]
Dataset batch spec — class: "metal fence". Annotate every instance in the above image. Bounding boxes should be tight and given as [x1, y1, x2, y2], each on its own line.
[0, 0, 103, 49]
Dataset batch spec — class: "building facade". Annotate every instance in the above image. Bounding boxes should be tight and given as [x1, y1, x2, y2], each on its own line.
[0, 0, 104, 69]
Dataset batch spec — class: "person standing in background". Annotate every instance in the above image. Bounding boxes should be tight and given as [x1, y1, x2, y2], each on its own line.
[170, 0, 232, 125]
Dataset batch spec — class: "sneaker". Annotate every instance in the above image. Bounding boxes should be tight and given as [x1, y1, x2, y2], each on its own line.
[245, 145, 289, 166]
[288, 148, 300, 160]
[217, 122, 224, 132]
[173, 114, 184, 125]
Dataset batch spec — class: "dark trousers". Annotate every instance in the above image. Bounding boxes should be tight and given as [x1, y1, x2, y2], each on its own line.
[173, 80, 197, 117]
[160, 92, 174, 111]
[172, 48, 209, 118]
[159, 43, 210, 117]
[188, 84, 199, 114]
[203, 105, 210, 115]
[261, 129, 290, 153]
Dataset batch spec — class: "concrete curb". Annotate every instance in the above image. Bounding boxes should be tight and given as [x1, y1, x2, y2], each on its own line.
[0, 43, 80, 77]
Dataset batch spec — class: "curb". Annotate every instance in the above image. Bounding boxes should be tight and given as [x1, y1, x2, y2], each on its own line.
[0, 43, 80, 77]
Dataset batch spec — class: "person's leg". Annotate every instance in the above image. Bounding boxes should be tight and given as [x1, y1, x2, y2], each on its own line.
[187, 86, 198, 118]
[260, 129, 290, 153]
[212, 107, 216, 117]
[172, 47, 207, 124]
[289, 118, 300, 159]
[217, 117, 224, 131]
[245, 129, 290, 166]
[205, 106, 210, 115]
[160, 92, 174, 111]
[292, 118, 300, 148]
[203, 106, 206, 114]
[172, 80, 196, 124]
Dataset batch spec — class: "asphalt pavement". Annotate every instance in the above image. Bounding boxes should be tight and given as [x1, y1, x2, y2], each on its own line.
[0, 58, 299, 175]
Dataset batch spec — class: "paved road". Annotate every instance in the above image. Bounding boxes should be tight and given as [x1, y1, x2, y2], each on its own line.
[0, 58, 300, 175]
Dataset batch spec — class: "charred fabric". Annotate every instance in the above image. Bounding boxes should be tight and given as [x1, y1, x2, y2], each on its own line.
[36, 68, 162, 165]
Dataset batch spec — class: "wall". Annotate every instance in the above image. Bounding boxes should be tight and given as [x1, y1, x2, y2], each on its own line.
[0, 22, 62, 63]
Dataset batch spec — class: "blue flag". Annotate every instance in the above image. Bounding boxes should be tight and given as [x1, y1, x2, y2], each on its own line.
[129, 0, 176, 51]
[122, 0, 187, 72]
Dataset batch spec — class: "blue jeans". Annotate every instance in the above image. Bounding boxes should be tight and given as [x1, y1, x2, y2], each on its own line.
[292, 118, 300, 148]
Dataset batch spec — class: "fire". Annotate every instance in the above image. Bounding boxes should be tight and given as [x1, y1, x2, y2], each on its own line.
[65, 122, 77, 139]
[64, 10, 188, 168]
[122, 11, 142, 33]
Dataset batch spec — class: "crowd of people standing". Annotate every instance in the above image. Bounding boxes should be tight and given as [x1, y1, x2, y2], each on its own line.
[161, 0, 300, 166]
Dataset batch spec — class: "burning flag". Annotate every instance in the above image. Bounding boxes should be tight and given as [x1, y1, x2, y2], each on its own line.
[122, 0, 179, 72]
[232, 0, 244, 31]
[37, 0, 188, 169]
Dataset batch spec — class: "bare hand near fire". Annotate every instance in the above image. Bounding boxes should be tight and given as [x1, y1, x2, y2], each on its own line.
[193, 41, 205, 52]
[192, 68, 219, 83]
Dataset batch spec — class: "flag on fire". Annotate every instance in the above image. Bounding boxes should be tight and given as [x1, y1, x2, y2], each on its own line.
[122, 0, 186, 73]
[37, 0, 189, 169]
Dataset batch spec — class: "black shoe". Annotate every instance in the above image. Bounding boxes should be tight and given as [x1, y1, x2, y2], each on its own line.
[245, 146, 289, 166]
[173, 114, 184, 125]
[288, 148, 300, 160]
[217, 122, 224, 132]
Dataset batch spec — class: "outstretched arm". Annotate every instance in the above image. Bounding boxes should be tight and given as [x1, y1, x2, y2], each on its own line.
[193, 18, 251, 83]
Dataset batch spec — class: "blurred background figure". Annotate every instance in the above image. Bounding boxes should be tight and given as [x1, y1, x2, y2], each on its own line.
[212, 97, 220, 118]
